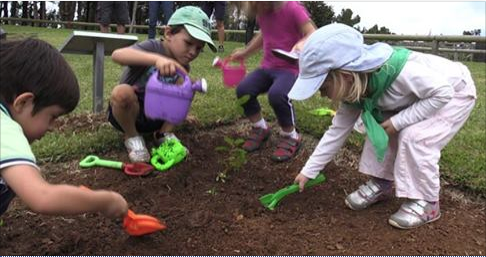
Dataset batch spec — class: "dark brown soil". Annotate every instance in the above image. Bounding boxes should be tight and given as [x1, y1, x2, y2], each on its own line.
[0, 114, 485, 255]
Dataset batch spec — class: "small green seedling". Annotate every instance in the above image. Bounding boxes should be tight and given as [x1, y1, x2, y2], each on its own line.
[215, 136, 247, 182]
[206, 187, 217, 196]
[235, 94, 251, 115]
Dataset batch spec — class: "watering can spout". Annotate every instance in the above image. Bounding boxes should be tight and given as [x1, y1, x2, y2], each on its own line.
[192, 78, 208, 94]
[212, 56, 222, 68]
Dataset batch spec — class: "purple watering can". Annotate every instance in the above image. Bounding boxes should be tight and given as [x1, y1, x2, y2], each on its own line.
[212, 57, 246, 88]
[144, 69, 207, 125]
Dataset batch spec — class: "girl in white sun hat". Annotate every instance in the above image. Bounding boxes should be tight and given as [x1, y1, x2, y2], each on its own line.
[289, 23, 477, 229]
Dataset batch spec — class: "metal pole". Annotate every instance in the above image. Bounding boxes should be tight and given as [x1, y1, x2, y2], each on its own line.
[453, 44, 458, 61]
[432, 39, 439, 55]
[129, 1, 138, 34]
[93, 41, 105, 113]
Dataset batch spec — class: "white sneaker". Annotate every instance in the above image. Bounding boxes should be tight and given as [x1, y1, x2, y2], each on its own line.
[388, 200, 441, 229]
[345, 179, 393, 210]
[154, 132, 179, 146]
[124, 136, 150, 163]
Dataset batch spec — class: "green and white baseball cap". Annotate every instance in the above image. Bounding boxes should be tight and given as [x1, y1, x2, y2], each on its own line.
[168, 6, 216, 52]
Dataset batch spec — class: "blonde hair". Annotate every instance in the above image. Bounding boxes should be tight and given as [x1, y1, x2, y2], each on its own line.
[326, 70, 370, 106]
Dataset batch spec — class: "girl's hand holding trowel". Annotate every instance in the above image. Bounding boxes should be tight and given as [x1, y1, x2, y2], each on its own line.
[294, 173, 310, 192]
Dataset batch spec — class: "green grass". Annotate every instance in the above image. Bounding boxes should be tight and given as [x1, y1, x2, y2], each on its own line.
[3, 25, 485, 196]
[440, 63, 485, 193]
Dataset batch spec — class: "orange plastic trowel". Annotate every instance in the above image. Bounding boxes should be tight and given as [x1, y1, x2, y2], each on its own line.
[80, 186, 166, 236]
[123, 209, 166, 236]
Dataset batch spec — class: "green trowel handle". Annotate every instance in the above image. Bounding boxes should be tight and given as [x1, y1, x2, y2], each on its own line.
[304, 173, 326, 187]
[310, 108, 336, 117]
[259, 174, 326, 210]
[79, 155, 123, 169]
[275, 173, 326, 197]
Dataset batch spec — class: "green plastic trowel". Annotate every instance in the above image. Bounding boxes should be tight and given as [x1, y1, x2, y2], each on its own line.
[309, 108, 336, 117]
[259, 173, 326, 210]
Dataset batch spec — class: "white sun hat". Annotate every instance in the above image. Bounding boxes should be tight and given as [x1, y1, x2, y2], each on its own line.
[288, 23, 394, 100]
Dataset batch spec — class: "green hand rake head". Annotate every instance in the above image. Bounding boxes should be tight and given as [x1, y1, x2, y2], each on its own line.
[259, 174, 326, 210]
[151, 138, 187, 172]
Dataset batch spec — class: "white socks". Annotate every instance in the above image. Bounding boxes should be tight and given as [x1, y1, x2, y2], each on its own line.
[280, 128, 299, 140]
[252, 118, 268, 130]
[253, 119, 299, 140]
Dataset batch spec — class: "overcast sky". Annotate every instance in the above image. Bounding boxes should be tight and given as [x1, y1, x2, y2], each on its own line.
[328, 1, 486, 36]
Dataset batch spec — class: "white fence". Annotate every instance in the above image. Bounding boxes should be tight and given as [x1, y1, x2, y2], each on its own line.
[1, 17, 485, 62]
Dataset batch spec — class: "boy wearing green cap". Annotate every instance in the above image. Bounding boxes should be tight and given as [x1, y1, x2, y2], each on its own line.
[108, 6, 216, 163]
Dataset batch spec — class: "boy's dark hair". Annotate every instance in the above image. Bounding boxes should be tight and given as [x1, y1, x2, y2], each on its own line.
[159, 25, 189, 48]
[0, 38, 79, 114]
[165, 25, 184, 37]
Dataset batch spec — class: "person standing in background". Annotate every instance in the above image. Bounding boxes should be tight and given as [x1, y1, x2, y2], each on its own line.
[97, 1, 129, 34]
[148, 1, 174, 39]
[245, 17, 256, 45]
[201, 1, 226, 52]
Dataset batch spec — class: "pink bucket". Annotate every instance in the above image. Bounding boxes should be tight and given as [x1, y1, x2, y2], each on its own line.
[212, 57, 246, 88]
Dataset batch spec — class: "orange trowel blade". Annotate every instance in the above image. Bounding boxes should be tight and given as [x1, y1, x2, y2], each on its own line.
[123, 209, 167, 236]
[79, 186, 166, 236]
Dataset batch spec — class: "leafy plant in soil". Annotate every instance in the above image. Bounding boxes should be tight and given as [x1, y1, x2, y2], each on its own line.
[235, 94, 251, 115]
[215, 136, 247, 182]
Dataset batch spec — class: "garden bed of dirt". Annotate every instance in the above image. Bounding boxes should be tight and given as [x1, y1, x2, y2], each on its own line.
[0, 114, 485, 255]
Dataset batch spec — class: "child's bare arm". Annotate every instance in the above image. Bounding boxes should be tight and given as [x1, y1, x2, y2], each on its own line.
[1, 165, 128, 219]
[243, 32, 264, 56]
[111, 47, 187, 75]
[301, 20, 317, 37]
[229, 33, 263, 61]
[292, 20, 316, 53]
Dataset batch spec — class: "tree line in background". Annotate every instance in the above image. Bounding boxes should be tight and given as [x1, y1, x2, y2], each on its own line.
[0, 1, 480, 36]
[302, 2, 392, 34]
[0, 1, 393, 34]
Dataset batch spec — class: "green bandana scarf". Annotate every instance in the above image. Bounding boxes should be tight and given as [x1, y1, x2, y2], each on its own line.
[353, 47, 410, 162]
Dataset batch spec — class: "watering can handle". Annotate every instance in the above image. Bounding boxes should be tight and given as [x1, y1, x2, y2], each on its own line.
[174, 68, 190, 82]
[79, 155, 124, 169]
[157, 68, 190, 84]
[222, 58, 245, 69]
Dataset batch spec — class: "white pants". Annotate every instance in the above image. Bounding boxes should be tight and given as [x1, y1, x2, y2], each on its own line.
[359, 78, 476, 202]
